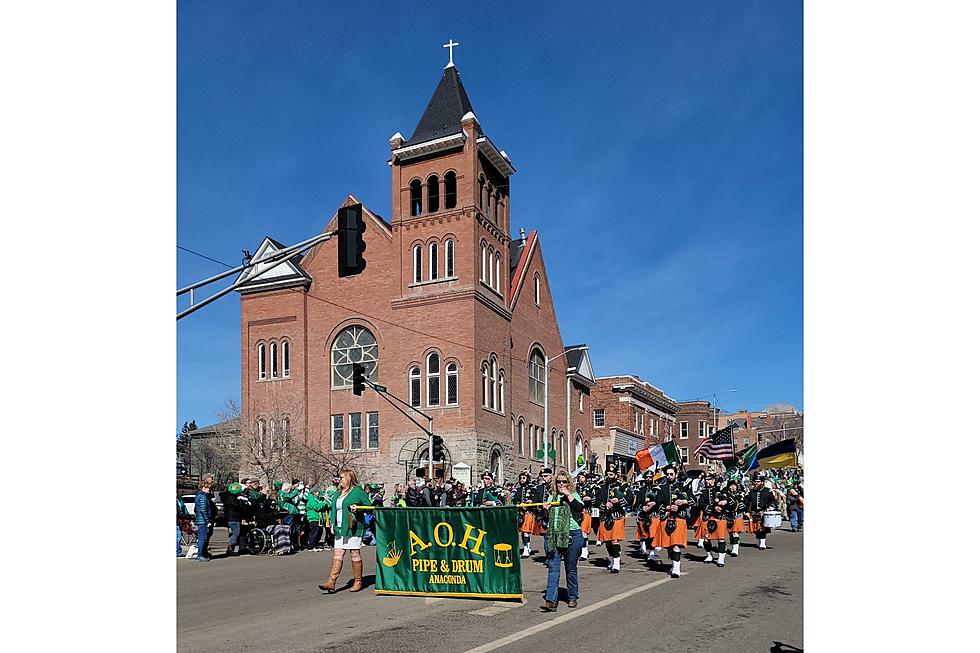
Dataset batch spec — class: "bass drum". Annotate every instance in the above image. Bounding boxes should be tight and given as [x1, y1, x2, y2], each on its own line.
[763, 510, 782, 529]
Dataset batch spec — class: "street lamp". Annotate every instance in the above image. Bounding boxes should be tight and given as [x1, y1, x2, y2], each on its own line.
[543, 345, 588, 467]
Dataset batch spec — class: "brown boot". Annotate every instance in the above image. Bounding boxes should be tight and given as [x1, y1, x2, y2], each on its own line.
[350, 559, 364, 592]
[318, 558, 344, 594]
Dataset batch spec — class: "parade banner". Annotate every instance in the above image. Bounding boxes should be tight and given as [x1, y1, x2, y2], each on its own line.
[373, 506, 523, 599]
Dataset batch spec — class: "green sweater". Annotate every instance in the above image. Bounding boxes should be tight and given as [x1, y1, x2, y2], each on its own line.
[306, 494, 327, 523]
[279, 488, 300, 515]
[328, 486, 371, 539]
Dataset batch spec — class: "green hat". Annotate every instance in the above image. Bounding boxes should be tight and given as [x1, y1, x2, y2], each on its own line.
[228, 483, 243, 495]
[273, 480, 283, 489]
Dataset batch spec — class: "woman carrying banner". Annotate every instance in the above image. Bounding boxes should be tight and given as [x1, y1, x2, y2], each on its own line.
[318, 469, 371, 594]
[541, 469, 585, 612]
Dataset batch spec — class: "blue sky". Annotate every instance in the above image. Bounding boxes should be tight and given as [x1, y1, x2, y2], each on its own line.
[177, 1, 802, 430]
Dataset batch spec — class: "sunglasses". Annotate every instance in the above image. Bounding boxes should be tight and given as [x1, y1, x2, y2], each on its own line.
[557, 480, 568, 485]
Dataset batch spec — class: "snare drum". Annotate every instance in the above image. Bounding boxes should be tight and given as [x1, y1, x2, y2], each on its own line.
[763, 510, 782, 529]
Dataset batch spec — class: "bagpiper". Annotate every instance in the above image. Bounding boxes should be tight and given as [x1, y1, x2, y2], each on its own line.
[720, 477, 746, 557]
[514, 470, 539, 557]
[745, 472, 777, 550]
[634, 470, 659, 559]
[593, 462, 627, 572]
[576, 471, 593, 560]
[695, 474, 729, 566]
[529, 468, 553, 556]
[651, 465, 691, 578]
[473, 471, 504, 507]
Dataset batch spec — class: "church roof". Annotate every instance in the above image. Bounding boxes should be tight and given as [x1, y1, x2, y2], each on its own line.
[405, 66, 483, 146]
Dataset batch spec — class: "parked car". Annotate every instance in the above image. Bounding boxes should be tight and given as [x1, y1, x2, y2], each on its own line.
[180, 494, 226, 526]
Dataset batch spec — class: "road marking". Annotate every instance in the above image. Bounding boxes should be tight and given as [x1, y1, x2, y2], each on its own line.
[461, 576, 673, 653]
[424, 597, 447, 605]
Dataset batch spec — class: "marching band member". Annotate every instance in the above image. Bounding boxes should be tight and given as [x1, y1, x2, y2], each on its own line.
[594, 463, 627, 572]
[720, 477, 746, 557]
[696, 474, 728, 566]
[514, 470, 538, 558]
[576, 472, 593, 560]
[473, 471, 504, 506]
[745, 472, 777, 550]
[651, 465, 690, 578]
[530, 468, 553, 557]
[634, 470, 659, 558]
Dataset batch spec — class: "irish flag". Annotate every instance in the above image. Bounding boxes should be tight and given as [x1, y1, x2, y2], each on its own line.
[636, 441, 680, 471]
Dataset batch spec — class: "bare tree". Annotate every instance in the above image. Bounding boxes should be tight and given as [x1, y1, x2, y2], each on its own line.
[187, 431, 238, 489]
[292, 422, 367, 486]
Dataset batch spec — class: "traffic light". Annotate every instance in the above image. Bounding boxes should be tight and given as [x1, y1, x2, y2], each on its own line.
[337, 203, 367, 277]
[352, 362, 366, 396]
[431, 435, 445, 461]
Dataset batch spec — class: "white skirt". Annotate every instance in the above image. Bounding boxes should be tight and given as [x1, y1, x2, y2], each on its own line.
[335, 535, 362, 550]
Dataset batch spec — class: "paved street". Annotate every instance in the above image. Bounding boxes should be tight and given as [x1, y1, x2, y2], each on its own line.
[178, 518, 802, 652]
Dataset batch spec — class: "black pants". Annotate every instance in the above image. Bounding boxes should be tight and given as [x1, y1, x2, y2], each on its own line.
[307, 524, 322, 549]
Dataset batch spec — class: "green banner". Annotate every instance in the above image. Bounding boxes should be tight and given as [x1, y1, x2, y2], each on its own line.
[373, 506, 523, 599]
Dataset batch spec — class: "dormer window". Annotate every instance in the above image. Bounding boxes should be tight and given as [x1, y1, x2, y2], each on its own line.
[410, 179, 423, 216]
[427, 175, 440, 213]
[445, 171, 457, 209]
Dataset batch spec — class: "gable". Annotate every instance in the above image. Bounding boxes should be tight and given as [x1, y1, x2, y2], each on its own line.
[236, 237, 312, 293]
[299, 194, 392, 273]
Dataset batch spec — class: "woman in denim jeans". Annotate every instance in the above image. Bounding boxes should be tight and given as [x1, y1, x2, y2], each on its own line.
[541, 469, 586, 612]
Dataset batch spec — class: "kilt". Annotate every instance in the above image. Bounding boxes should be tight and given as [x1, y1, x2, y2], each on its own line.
[652, 517, 688, 548]
[634, 519, 652, 541]
[597, 516, 626, 541]
[702, 517, 728, 541]
[580, 513, 592, 534]
[726, 517, 746, 534]
[519, 511, 545, 536]
[693, 515, 706, 539]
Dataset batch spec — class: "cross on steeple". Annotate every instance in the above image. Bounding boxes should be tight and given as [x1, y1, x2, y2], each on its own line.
[443, 38, 459, 68]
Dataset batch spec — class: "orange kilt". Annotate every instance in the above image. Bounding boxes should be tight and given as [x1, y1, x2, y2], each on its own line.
[726, 517, 746, 534]
[597, 516, 626, 542]
[745, 516, 766, 534]
[652, 517, 688, 548]
[634, 519, 652, 541]
[519, 511, 545, 536]
[693, 515, 706, 539]
[580, 513, 592, 534]
[701, 517, 728, 541]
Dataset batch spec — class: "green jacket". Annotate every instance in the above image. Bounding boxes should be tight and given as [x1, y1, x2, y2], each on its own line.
[279, 488, 300, 515]
[306, 493, 327, 523]
[328, 485, 371, 539]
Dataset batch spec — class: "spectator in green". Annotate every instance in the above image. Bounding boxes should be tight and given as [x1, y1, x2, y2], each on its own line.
[305, 488, 328, 551]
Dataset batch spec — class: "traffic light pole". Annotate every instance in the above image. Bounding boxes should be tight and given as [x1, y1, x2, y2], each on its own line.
[365, 381, 436, 479]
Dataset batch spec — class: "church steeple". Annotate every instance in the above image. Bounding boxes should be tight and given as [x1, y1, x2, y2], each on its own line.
[405, 66, 482, 147]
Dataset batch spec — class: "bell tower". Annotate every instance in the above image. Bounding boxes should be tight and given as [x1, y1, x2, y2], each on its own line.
[389, 56, 516, 303]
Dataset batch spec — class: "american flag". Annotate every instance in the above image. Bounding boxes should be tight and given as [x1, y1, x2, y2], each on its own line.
[693, 424, 735, 460]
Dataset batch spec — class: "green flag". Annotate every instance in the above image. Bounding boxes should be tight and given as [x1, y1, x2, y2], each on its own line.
[374, 506, 523, 599]
[662, 440, 680, 465]
[726, 443, 758, 472]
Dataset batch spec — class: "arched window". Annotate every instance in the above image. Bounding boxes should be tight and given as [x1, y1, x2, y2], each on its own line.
[257, 418, 267, 456]
[558, 431, 566, 467]
[518, 418, 525, 456]
[446, 362, 458, 406]
[282, 417, 290, 450]
[534, 273, 541, 305]
[410, 179, 423, 216]
[489, 358, 498, 411]
[444, 171, 457, 209]
[427, 175, 440, 213]
[486, 183, 493, 217]
[529, 348, 546, 405]
[551, 428, 557, 463]
[429, 242, 438, 280]
[482, 363, 489, 408]
[426, 352, 440, 407]
[331, 325, 379, 388]
[498, 370, 505, 413]
[409, 366, 421, 408]
[490, 447, 502, 484]
[480, 242, 487, 282]
[487, 247, 494, 287]
[270, 339, 278, 378]
[257, 343, 266, 380]
[494, 253, 501, 292]
[478, 175, 485, 211]
[281, 340, 290, 377]
[493, 191, 500, 224]
[445, 239, 454, 277]
[413, 244, 423, 283]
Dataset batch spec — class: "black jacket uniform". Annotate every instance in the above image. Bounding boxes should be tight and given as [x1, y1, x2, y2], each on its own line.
[473, 484, 503, 506]
[745, 486, 777, 518]
[653, 480, 691, 520]
[593, 479, 626, 520]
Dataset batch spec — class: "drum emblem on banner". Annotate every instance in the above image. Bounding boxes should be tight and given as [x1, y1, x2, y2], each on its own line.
[493, 543, 514, 568]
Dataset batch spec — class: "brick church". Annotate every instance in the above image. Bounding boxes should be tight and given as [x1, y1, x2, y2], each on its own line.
[236, 61, 596, 488]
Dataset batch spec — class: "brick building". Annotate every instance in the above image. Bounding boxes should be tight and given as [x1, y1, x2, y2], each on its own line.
[590, 375, 679, 477]
[675, 401, 721, 471]
[234, 63, 596, 488]
[718, 404, 804, 458]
